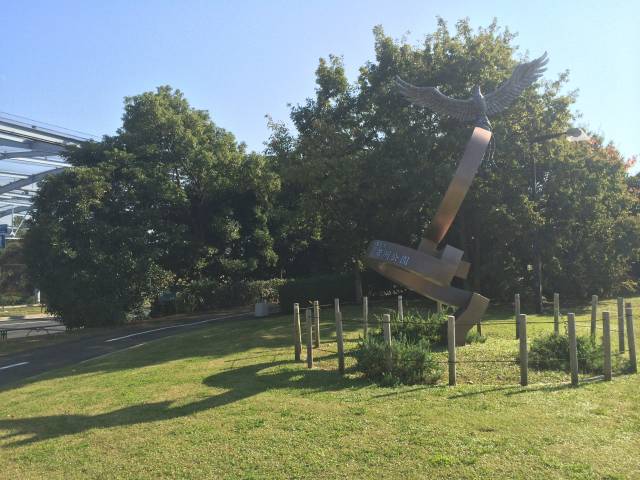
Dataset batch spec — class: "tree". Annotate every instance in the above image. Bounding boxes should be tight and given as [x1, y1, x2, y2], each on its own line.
[268, 19, 640, 302]
[24, 87, 278, 326]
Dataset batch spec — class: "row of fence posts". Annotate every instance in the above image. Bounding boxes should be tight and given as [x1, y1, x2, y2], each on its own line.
[293, 298, 352, 374]
[292, 294, 637, 387]
[514, 293, 635, 353]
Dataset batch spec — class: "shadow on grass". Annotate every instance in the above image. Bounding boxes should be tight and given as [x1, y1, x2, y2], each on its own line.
[0, 315, 367, 392]
[0, 355, 366, 447]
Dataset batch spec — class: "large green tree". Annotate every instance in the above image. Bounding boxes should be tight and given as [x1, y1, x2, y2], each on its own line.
[268, 19, 640, 301]
[25, 87, 278, 326]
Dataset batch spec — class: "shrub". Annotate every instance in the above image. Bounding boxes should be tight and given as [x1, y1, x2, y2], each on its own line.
[529, 333, 612, 374]
[353, 336, 442, 386]
[368, 310, 449, 346]
[278, 274, 355, 313]
[465, 330, 487, 344]
[152, 278, 288, 316]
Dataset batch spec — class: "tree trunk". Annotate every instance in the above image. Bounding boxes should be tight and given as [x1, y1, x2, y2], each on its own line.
[354, 265, 363, 303]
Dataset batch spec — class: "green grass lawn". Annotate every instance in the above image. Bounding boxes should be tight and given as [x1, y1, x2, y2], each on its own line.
[0, 296, 639, 479]
[0, 305, 48, 317]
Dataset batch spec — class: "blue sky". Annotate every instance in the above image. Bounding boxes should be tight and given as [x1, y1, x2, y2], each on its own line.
[1, 0, 638, 169]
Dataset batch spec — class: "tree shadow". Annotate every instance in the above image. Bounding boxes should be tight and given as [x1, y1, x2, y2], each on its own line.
[0, 357, 364, 447]
[0, 318, 304, 392]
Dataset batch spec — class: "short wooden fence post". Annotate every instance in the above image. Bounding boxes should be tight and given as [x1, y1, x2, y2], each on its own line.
[617, 297, 625, 353]
[515, 293, 521, 339]
[603, 311, 612, 381]
[305, 308, 313, 369]
[313, 300, 320, 348]
[568, 313, 579, 386]
[519, 314, 528, 386]
[437, 301, 443, 314]
[625, 304, 637, 374]
[336, 311, 345, 374]
[448, 315, 456, 386]
[382, 313, 392, 373]
[382, 313, 391, 345]
[293, 303, 302, 362]
[397, 295, 404, 321]
[553, 293, 560, 335]
[363, 296, 369, 339]
[591, 295, 598, 338]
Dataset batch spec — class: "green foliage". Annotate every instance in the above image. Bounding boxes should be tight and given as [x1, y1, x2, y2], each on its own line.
[277, 273, 355, 313]
[353, 336, 442, 386]
[355, 309, 447, 385]
[0, 242, 33, 304]
[466, 330, 487, 344]
[24, 87, 279, 327]
[529, 333, 613, 374]
[171, 278, 287, 314]
[24, 167, 172, 327]
[267, 19, 640, 301]
[381, 310, 448, 346]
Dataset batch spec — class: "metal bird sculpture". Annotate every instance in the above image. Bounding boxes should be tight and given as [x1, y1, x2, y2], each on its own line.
[396, 52, 549, 130]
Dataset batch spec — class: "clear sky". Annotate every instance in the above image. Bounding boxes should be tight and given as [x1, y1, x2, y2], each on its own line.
[2, 0, 638, 169]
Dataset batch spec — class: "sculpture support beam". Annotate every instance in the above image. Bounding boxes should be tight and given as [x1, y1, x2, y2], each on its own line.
[365, 127, 492, 345]
[420, 127, 492, 249]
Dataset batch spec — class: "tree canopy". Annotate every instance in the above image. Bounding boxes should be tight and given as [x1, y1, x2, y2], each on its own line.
[267, 19, 640, 301]
[24, 87, 278, 326]
[23, 20, 640, 325]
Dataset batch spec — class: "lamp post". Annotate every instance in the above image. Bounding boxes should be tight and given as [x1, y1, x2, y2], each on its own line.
[529, 128, 590, 313]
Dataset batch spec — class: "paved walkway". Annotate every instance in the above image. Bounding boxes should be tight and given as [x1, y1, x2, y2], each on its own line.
[0, 311, 251, 389]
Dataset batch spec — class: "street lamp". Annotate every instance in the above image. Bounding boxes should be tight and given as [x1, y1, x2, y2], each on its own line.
[529, 127, 591, 313]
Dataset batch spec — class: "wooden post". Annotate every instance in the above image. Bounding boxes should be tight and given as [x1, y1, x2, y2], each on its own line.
[476, 321, 482, 336]
[553, 293, 560, 335]
[625, 303, 637, 374]
[305, 308, 313, 369]
[335, 311, 345, 374]
[382, 313, 391, 346]
[568, 313, 578, 386]
[519, 314, 528, 386]
[437, 301, 443, 314]
[313, 300, 320, 348]
[514, 293, 521, 339]
[447, 315, 456, 386]
[591, 295, 598, 338]
[602, 311, 612, 381]
[382, 313, 392, 373]
[397, 295, 404, 321]
[293, 303, 302, 362]
[363, 296, 369, 339]
[617, 297, 625, 353]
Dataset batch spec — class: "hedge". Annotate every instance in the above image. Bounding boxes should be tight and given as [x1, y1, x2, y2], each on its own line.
[278, 273, 356, 313]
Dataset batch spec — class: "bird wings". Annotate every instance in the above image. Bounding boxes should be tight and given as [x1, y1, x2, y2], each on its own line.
[484, 52, 548, 115]
[395, 76, 476, 121]
[395, 52, 549, 119]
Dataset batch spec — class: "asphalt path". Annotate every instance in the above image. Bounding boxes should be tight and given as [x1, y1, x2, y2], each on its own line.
[0, 311, 252, 389]
[0, 318, 65, 339]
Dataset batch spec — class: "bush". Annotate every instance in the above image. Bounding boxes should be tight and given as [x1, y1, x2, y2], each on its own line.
[465, 330, 487, 344]
[367, 310, 449, 346]
[529, 333, 606, 374]
[0, 294, 33, 306]
[353, 336, 442, 386]
[152, 278, 288, 316]
[278, 274, 355, 313]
